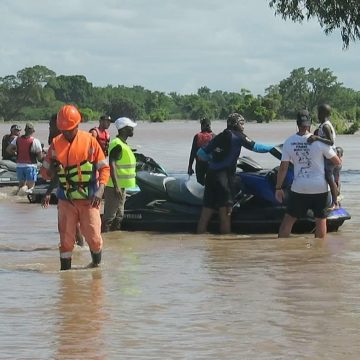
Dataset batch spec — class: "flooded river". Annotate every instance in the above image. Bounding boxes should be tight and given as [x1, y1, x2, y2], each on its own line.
[0, 120, 359, 359]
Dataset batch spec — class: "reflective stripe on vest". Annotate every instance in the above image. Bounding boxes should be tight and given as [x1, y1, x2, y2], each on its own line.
[107, 137, 136, 188]
[58, 160, 94, 200]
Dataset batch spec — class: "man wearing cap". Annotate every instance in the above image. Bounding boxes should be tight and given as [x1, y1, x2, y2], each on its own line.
[102, 117, 137, 232]
[275, 109, 341, 239]
[2, 124, 21, 161]
[187, 117, 215, 185]
[196, 112, 275, 234]
[7, 122, 43, 194]
[89, 115, 113, 156]
[41, 105, 110, 270]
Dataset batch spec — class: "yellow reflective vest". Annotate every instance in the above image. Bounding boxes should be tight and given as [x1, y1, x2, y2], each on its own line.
[107, 137, 136, 189]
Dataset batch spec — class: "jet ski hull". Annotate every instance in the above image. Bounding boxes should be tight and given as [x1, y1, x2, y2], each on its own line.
[122, 192, 351, 234]
[0, 160, 46, 187]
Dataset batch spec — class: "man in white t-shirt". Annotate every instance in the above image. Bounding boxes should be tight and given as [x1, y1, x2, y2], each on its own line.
[275, 110, 341, 238]
[7, 122, 43, 194]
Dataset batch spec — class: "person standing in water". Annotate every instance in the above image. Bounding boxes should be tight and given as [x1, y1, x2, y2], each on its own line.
[187, 117, 215, 185]
[89, 115, 113, 156]
[196, 112, 274, 234]
[41, 105, 110, 270]
[102, 117, 137, 232]
[275, 110, 341, 239]
[42, 113, 84, 247]
[7, 122, 43, 195]
[307, 104, 339, 209]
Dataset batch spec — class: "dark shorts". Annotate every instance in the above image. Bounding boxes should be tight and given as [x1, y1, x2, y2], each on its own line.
[203, 169, 234, 209]
[195, 160, 209, 186]
[286, 191, 329, 219]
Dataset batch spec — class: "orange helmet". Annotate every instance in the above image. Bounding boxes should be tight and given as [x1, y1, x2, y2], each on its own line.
[57, 105, 82, 131]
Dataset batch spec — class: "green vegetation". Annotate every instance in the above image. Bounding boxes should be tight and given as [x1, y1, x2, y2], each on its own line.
[0, 65, 359, 134]
[269, 0, 360, 48]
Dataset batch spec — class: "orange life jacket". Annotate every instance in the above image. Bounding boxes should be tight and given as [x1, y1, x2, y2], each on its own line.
[90, 127, 110, 156]
[51, 131, 108, 200]
[196, 131, 214, 148]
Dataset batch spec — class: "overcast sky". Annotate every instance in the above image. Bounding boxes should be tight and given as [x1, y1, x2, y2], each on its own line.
[1, 0, 359, 95]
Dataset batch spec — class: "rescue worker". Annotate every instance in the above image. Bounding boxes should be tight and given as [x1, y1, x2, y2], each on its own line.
[187, 118, 215, 185]
[89, 115, 113, 156]
[42, 113, 84, 247]
[41, 105, 110, 270]
[196, 113, 274, 234]
[102, 117, 137, 232]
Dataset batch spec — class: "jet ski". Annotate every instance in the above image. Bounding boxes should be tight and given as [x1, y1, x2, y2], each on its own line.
[0, 160, 46, 187]
[0, 160, 18, 186]
[26, 151, 167, 204]
[122, 147, 351, 234]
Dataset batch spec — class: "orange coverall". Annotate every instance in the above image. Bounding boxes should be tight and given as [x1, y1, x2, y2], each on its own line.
[41, 130, 110, 259]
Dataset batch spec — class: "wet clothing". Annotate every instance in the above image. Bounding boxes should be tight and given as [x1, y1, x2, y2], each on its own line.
[204, 130, 257, 173]
[90, 127, 110, 156]
[286, 191, 329, 219]
[57, 199, 102, 256]
[41, 130, 110, 257]
[203, 169, 234, 209]
[282, 133, 336, 194]
[188, 131, 214, 185]
[281, 132, 336, 218]
[201, 129, 273, 208]
[102, 187, 126, 231]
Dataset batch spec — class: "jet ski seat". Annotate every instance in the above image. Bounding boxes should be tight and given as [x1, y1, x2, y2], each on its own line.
[136, 171, 204, 206]
[135, 171, 171, 198]
[165, 178, 204, 206]
[0, 160, 17, 172]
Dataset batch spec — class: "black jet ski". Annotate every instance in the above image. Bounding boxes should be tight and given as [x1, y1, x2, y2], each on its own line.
[0, 160, 46, 187]
[122, 147, 351, 234]
[0, 160, 18, 186]
[27, 151, 167, 204]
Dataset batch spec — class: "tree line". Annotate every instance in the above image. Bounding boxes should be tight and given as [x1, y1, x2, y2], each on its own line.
[0, 65, 359, 134]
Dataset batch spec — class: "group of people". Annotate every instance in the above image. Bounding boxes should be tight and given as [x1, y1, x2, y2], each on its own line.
[39, 105, 138, 270]
[1, 102, 344, 270]
[2, 122, 44, 195]
[187, 105, 343, 239]
[1, 105, 137, 270]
